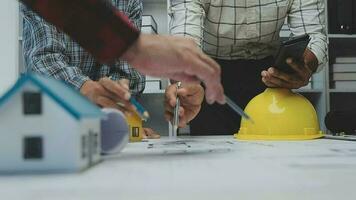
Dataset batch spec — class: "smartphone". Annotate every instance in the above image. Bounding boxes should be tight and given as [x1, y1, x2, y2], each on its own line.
[274, 34, 311, 73]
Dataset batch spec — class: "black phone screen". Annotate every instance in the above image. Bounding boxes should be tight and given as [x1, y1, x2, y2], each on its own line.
[274, 34, 311, 73]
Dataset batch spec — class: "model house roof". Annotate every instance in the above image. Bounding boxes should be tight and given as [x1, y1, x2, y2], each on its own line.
[0, 74, 103, 120]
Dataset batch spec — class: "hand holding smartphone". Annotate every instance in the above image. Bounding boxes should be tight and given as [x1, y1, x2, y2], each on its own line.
[274, 34, 311, 73]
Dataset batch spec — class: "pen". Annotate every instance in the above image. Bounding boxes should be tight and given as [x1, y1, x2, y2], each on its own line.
[129, 97, 150, 121]
[225, 95, 254, 123]
[170, 82, 181, 139]
[108, 76, 150, 121]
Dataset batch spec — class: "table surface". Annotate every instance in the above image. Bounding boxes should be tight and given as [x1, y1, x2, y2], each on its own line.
[2, 136, 356, 200]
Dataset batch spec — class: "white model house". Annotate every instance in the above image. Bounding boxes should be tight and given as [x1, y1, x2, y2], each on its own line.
[0, 74, 103, 173]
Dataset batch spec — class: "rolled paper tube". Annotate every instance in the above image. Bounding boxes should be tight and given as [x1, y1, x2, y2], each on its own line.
[101, 108, 129, 154]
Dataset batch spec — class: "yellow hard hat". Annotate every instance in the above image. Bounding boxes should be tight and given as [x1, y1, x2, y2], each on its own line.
[234, 88, 323, 140]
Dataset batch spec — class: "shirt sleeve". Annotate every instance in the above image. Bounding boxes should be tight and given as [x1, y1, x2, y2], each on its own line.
[128, 0, 143, 30]
[22, 6, 90, 90]
[20, 0, 140, 64]
[169, 0, 206, 48]
[287, 0, 328, 72]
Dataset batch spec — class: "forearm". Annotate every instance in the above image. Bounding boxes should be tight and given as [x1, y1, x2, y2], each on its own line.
[20, 0, 140, 64]
[28, 59, 90, 90]
[26, 46, 90, 90]
[288, 0, 328, 72]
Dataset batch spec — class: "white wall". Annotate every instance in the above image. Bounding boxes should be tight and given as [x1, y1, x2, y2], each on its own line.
[143, 2, 168, 34]
[0, 0, 19, 96]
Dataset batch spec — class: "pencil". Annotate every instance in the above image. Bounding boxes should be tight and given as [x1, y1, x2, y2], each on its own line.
[225, 95, 254, 123]
[129, 97, 150, 121]
[108, 76, 150, 121]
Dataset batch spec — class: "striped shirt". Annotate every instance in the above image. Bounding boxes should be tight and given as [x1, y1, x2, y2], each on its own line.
[169, 0, 328, 70]
[22, 0, 145, 94]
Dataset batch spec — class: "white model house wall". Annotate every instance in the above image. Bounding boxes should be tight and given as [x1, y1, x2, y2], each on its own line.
[80, 118, 102, 166]
[0, 83, 88, 172]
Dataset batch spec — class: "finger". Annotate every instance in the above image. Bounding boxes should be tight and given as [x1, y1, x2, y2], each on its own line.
[99, 79, 136, 113]
[96, 97, 134, 116]
[267, 67, 297, 83]
[179, 106, 185, 117]
[96, 96, 120, 109]
[165, 103, 184, 116]
[198, 51, 221, 76]
[286, 59, 312, 86]
[198, 76, 225, 105]
[117, 99, 137, 114]
[264, 74, 296, 89]
[118, 79, 130, 90]
[164, 111, 173, 122]
[166, 72, 201, 84]
[166, 84, 202, 107]
[261, 70, 275, 83]
[142, 132, 148, 139]
[205, 82, 225, 105]
[179, 87, 204, 106]
[288, 58, 313, 77]
[177, 84, 199, 96]
[88, 83, 109, 103]
[287, 58, 311, 77]
[99, 77, 131, 101]
[196, 62, 225, 105]
[261, 70, 268, 78]
[165, 84, 178, 107]
[182, 52, 225, 104]
[178, 106, 189, 127]
[164, 98, 174, 114]
[262, 77, 280, 88]
[165, 108, 187, 128]
[167, 109, 186, 128]
[179, 119, 188, 128]
[143, 128, 160, 139]
[166, 104, 184, 118]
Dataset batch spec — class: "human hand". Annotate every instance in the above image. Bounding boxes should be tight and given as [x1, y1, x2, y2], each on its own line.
[143, 127, 160, 139]
[261, 49, 318, 89]
[164, 83, 204, 128]
[80, 77, 136, 115]
[122, 34, 225, 105]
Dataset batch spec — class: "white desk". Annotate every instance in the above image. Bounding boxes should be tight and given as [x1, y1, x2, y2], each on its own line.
[2, 136, 356, 200]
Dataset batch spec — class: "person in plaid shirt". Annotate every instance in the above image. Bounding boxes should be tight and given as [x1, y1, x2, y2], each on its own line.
[166, 0, 328, 134]
[20, 0, 226, 110]
[22, 0, 163, 138]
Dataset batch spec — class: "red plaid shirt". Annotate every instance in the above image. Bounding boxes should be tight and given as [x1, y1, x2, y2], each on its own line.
[20, 0, 140, 64]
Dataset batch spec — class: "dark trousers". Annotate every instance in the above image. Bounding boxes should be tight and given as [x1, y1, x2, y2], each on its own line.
[190, 57, 274, 135]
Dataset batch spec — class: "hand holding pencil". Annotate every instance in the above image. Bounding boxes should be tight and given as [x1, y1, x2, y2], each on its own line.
[108, 76, 149, 120]
[80, 77, 136, 116]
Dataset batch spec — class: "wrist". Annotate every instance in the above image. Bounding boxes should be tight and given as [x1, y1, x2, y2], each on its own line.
[122, 34, 145, 64]
[69, 75, 90, 90]
[80, 80, 96, 96]
[304, 49, 319, 73]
